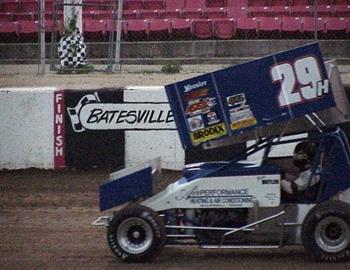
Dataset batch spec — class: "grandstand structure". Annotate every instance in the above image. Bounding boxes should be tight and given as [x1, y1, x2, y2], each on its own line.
[0, 0, 349, 71]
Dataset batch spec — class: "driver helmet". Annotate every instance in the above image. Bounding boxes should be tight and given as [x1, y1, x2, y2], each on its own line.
[293, 141, 316, 170]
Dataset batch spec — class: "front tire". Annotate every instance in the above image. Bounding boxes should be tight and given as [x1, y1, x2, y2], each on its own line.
[302, 201, 350, 262]
[107, 205, 165, 262]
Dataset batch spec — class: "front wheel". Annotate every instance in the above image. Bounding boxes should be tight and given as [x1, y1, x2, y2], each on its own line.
[302, 201, 350, 262]
[107, 205, 165, 262]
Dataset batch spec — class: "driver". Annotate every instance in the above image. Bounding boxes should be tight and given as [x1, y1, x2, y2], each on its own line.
[281, 141, 320, 194]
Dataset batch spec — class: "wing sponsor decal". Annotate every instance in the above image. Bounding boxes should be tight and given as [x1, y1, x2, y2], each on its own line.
[230, 106, 257, 130]
[206, 111, 220, 125]
[184, 81, 208, 92]
[185, 98, 217, 116]
[67, 93, 175, 132]
[188, 115, 204, 131]
[190, 122, 227, 145]
[226, 93, 246, 107]
[184, 88, 209, 101]
[227, 93, 257, 131]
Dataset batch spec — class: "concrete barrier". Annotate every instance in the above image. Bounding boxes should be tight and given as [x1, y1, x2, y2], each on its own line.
[0, 87, 185, 170]
[124, 86, 184, 170]
[0, 87, 55, 169]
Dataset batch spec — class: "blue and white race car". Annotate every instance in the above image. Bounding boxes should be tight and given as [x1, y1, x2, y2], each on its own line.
[94, 44, 350, 263]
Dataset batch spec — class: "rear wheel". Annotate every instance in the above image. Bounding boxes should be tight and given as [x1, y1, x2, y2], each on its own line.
[107, 205, 165, 262]
[302, 201, 350, 262]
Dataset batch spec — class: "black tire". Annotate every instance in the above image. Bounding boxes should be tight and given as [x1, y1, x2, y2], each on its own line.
[302, 201, 350, 262]
[107, 205, 165, 263]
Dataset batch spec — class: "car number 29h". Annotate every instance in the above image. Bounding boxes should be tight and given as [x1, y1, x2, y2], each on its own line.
[271, 56, 329, 108]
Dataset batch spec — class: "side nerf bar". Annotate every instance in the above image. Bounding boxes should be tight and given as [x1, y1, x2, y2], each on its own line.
[92, 216, 110, 227]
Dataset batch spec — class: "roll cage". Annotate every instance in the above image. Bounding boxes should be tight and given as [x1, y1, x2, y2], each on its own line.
[216, 126, 350, 204]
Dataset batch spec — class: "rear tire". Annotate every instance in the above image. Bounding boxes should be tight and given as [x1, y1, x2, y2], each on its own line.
[107, 205, 165, 262]
[302, 201, 350, 262]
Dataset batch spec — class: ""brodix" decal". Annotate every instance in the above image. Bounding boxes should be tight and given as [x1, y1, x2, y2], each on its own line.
[190, 122, 227, 145]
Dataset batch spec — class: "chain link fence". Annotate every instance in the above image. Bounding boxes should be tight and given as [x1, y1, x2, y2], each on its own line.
[48, 0, 119, 73]
[0, 0, 349, 75]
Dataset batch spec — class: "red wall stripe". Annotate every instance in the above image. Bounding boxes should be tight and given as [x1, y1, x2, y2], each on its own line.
[54, 90, 66, 169]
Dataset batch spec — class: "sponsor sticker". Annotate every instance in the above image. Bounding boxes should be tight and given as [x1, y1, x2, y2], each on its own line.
[190, 122, 227, 145]
[184, 81, 208, 92]
[230, 106, 257, 130]
[227, 93, 257, 131]
[262, 179, 279, 184]
[185, 88, 209, 101]
[188, 115, 204, 131]
[227, 93, 246, 107]
[185, 98, 216, 116]
[207, 111, 220, 125]
[174, 186, 254, 207]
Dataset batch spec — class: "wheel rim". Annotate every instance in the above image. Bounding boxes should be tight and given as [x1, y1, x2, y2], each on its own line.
[117, 217, 153, 254]
[315, 216, 350, 253]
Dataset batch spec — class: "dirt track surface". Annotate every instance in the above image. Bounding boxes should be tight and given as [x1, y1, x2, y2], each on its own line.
[1, 169, 350, 270]
[0, 65, 225, 89]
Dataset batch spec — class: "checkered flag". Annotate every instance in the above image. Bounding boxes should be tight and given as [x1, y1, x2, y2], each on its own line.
[58, 34, 87, 68]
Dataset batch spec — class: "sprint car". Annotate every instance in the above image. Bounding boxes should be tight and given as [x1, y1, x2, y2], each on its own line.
[93, 44, 350, 263]
[94, 127, 350, 263]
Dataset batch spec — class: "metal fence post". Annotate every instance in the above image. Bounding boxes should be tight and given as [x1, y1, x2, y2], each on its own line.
[106, 0, 117, 72]
[314, 0, 318, 41]
[38, 0, 45, 75]
[113, 0, 124, 73]
[50, 0, 58, 70]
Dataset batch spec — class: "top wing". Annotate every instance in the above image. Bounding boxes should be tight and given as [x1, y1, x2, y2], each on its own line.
[165, 43, 337, 149]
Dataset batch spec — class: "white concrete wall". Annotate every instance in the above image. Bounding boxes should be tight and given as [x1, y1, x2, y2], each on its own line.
[124, 87, 185, 170]
[0, 88, 55, 169]
[0, 86, 185, 170]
